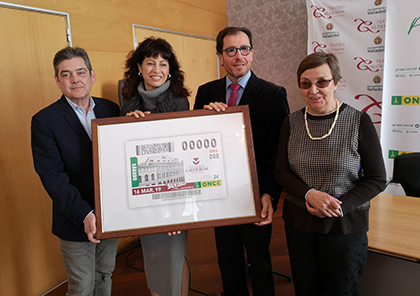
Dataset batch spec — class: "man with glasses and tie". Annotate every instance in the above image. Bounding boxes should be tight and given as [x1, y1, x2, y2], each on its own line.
[194, 27, 290, 296]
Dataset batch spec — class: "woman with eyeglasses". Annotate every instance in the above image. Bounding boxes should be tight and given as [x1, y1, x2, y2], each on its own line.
[274, 52, 386, 296]
[121, 37, 190, 296]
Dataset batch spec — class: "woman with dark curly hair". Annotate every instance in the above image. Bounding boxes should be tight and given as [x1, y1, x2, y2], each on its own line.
[121, 37, 190, 116]
[121, 37, 190, 296]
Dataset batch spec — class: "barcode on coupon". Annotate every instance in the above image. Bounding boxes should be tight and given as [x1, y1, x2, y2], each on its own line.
[136, 142, 174, 155]
[152, 189, 202, 200]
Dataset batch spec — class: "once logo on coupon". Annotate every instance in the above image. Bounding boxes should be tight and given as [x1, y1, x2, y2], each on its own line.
[392, 96, 420, 105]
[195, 179, 222, 188]
[193, 158, 200, 165]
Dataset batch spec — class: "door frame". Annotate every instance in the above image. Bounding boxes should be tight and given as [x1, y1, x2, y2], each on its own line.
[0, 1, 72, 45]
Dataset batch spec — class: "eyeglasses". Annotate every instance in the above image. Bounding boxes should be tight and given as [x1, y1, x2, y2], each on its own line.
[222, 46, 252, 57]
[299, 78, 334, 89]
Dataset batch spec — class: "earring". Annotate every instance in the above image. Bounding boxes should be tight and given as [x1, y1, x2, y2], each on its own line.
[168, 74, 171, 79]
[138, 72, 142, 77]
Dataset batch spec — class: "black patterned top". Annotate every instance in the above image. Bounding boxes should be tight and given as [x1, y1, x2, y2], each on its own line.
[274, 103, 386, 234]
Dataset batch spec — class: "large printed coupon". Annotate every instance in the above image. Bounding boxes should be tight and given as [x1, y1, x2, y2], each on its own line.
[125, 133, 227, 208]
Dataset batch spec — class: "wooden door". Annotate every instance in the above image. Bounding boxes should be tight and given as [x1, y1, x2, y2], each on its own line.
[0, 4, 70, 295]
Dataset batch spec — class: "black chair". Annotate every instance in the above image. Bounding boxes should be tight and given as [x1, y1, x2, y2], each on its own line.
[118, 79, 124, 107]
[389, 152, 420, 197]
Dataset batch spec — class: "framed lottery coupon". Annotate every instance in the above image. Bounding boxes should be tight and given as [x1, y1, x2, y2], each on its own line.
[92, 106, 261, 239]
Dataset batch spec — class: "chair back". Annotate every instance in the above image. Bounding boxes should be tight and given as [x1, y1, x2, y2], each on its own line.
[393, 152, 420, 197]
[118, 79, 124, 107]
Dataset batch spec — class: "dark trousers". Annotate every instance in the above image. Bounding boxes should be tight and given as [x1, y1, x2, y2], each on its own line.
[214, 223, 275, 296]
[285, 224, 368, 296]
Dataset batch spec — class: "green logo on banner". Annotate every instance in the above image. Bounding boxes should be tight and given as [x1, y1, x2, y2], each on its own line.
[391, 96, 402, 105]
[408, 16, 420, 35]
[392, 96, 420, 105]
[389, 150, 399, 159]
[388, 150, 412, 159]
[130, 157, 139, 187]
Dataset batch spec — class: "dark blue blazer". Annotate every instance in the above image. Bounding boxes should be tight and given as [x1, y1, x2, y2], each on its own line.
[31, 96, 120, 242]
[194, 71, 290, 210]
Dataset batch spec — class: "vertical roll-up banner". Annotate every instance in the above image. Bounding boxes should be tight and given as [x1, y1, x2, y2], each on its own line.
[306, 0, 387, 137]
[381, 0, 420, 179]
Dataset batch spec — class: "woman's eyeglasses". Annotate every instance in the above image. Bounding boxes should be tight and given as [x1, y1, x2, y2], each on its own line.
[299, 78, 334, 89]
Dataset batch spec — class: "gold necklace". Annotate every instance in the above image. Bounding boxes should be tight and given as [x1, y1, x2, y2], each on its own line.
[304, 99, 340, 140]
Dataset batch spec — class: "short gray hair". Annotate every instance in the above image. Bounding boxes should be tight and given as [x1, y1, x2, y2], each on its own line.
[53, 47, 92, 77]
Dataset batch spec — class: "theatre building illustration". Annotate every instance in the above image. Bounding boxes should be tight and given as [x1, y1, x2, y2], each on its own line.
[135, 155, 185, 187]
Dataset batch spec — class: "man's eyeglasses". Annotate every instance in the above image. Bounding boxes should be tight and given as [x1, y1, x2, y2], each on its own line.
[222, 46, 252, 57]
[299, 78, 334, 89]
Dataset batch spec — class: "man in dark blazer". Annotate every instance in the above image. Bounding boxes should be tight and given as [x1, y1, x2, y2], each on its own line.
[31, 47, 120, 296]
[194, 27, 290, 296]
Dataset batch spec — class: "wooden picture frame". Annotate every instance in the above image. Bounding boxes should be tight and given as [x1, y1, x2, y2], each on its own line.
[92, 106, 261, 239]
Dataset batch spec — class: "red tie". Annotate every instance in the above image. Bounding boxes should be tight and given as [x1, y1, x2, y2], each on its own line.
[228, 83, 240, 106]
